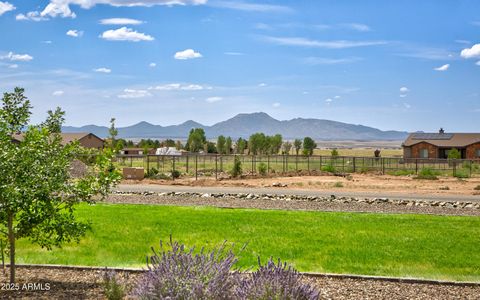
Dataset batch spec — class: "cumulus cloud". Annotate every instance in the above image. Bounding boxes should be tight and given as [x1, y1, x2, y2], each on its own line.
[149, 62, 156, 67]
[258, 83, 267, 87]
[149, 83, 207, 91]
[52, 90, 64, 96]
[434, 64, 449, 71]
[399, 87, 409, 93]
[16, 11, 49, 21]
[262, 36, 387, 49]
[118, 88, 152, 99]
[1, 52, 33, 61]
[93, 67, 111, 73]
[0, 1, 15, 16]
[325, 98, 333, 103]
[99, 18, 143, 25]
[206, 96, 222, 103]
[66, 29, 83, 37]
[460, 44, 480, 59]
[272, 102, 281, 107]
[174, 49, 202, 60]
[100, 27, 154, 42]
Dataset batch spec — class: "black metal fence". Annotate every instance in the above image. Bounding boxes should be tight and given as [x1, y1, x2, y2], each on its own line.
[114, 154, 480, 179]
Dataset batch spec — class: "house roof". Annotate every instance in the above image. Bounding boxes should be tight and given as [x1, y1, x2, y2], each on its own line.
[403, 133, 480, 147]
[12, 132, 103, 145]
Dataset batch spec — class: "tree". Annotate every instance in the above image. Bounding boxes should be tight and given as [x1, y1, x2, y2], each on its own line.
[204, 141, 217, 153]
[175, 140, 183, 150]
[248, 133, 267, 155]
[225, 137, 232, 155]
[0, 88, 121, 283]
[331, 148, 339, 158]
[447, 148, 461, 160]
[217, 135, 226, 154]
[236, 138, 247, 154]
[283, 141, 292, 155]
[186, 128, 206, 152]
[269, 134, 283, 155]
[109, 118, 118, 149]
[293, 139, 302, 156]
[302, 137, 317, 156]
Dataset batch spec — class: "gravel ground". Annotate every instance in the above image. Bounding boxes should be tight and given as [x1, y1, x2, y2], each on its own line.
[1, 267, 479, 299]
[105, 192, 480, 216]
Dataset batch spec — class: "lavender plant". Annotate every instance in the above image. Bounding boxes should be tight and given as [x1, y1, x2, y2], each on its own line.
[235, 258, 320, 300]
[132, 237, 240, 299]
[102, 268, 126, 300]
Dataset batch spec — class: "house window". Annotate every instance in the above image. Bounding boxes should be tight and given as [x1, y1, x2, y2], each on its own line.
[420, 149, 428, 158]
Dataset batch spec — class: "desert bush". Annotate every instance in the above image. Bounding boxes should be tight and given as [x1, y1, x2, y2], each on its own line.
[132, 238, 240, 299]
[171, 170, 181, 179]
[231, 156, 242, 178]
[146, 167, 159, 178]
[439, 186, 450, 190]
[103, 269, 126, 300]
[414, 168, 439, 180]
[321, 164, 336, 173]
[235, 258, 319, 300]
[258, 162, 267, 176]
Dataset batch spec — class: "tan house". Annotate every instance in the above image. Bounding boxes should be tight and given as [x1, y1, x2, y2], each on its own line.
[402, 129, 480, 159]
[12, 132, 104, 149]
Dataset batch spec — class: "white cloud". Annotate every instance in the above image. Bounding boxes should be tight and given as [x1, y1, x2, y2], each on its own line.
[403, 103, 411, 109]
[258, 83, 267, 87]
[460, 44, 480, 59]
[262, 36, 387, 49]
[210, 1, 293, 13]
[93, 67, 111, 73]
[0, 1, 15, 16]
[52, 90, 64, 96]
[341, 23, 370, 32]
[325, 98, 333, 103]
[434, 64, 449, 71]
[399, 94, 407, 98]
[100, 18, 143, 25]
[476, 61, 480, 66]
[118, 88, 152, 99]
[7, 64, 18, 69]
[149, 83, 208, 91]
[272, 102, 281, 108]
[23, 0, 206, 20]
[174, 49, 202, 60]
[399, 87, 409, 93]
[206, 96, 223, 103]
[100, 27, 154, 42]
[42, 40, 53, 44]
[149, 62, 156, 67]
[1, 52, 33, 61]
[16, 11, 49, 21]
[66, 29, 83, 37]
[334, 95, 341, 99]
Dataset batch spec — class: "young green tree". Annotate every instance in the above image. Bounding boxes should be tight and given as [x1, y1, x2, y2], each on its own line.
[331, 148, 339, 158]
[302, 137, 317, 156]
[447, 148, 461, 160]
[217, 135, 226, 154]
[0, 88, 121, 283]
[269, 134, 283, 155]
[225, 137, 232, 155]
[236, 138, 247, 154]
[109, 118, 118, 149]
[249, 133, 267, 155]
[283, 141, 292, 155]
[186, 128, 206, 152]
[293, 139, 302, 156]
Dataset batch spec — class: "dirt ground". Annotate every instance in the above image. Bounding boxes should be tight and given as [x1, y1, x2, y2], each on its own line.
[127, 173, 480, 196]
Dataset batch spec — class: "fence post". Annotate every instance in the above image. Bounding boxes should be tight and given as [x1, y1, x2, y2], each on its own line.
[186, 155, 189, 173]
[267, 155, 270, 174]
[172, 155, 175, 181]
[146, 155, 150, 172]
[307, 156, 310, 173]
[130, 156, 133, 167]
[320, 156, 322, 170]
[453, 160, 456, 177]
[415, 159, 418, 174]
[157, 155, 160, 170]
[252, 155, 255, 174]
[195, 155, 198, 181]
[353, 157, 356, 173]
[295, 155, 298, 172]
[470, 160, 473, 177]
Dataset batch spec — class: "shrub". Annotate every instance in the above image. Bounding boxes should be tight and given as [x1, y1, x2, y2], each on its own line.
[447, 148, 461, 160]
[171, 170, 181, 179]
[454, 169, 470, 179]
[103, 269, 126, 300]
[132, 238, 240, 299]
[231, 156, 242, 178]
[331, 148, 339, 157]
[321, 164, 336, 173]
[146, 167, 159, 178]
[235, 258, 320, 300]
[333, 182, 344, 188]
[414, 168, 439, 180]
[258, 162, 267, 176]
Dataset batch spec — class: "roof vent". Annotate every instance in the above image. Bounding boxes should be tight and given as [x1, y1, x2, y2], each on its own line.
[439, 128, 445, 134]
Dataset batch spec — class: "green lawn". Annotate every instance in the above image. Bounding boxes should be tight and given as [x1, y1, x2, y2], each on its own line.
[15, 204, 480, 281]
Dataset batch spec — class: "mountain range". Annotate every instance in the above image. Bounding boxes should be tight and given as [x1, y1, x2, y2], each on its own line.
[62, 112, 408, 140]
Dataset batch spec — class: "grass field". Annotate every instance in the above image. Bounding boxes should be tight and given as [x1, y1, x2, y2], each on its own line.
[15, 204, 480, 281]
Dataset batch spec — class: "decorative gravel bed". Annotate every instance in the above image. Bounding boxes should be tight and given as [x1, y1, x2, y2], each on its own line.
[1, 266, 479, 299]
[106, 191, 480, 216]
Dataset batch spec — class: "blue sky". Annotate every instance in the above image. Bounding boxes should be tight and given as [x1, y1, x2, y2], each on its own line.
[0, 0, 479, 132]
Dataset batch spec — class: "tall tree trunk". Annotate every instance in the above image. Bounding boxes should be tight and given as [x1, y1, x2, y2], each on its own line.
[7, 213, 15, 284]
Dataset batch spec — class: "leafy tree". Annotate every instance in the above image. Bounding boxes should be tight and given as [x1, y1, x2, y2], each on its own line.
[0, 88, 120, 283]
[109, 118, 118, 149]
[175, 140, 183, 150]
[186, 128, 206, 152]
[163, 139, 176, 147]
[231, 156, 242, 177]
[225, 137, 232, 155]
[447, 148, 461, 160]
[331, 148, 339, 157]
[302, 137, 317, 156]
[282, 141, 292, 155]
[217, 135, 226, 154]
[236, 138, 247, 154]
[293, 139, 302, 156]
[204, 141, 217, 153]
[269, 134, 283, 155]
[248, 133, 267, 155]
